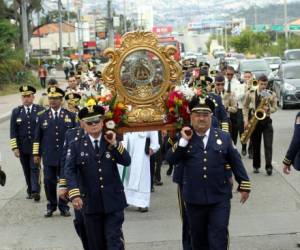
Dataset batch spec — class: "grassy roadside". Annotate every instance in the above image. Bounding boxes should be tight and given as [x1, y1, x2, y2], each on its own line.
[0, 74, 41, 96]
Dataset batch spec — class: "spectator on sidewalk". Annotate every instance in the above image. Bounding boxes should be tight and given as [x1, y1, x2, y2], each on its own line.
[38, 64, 48, 88]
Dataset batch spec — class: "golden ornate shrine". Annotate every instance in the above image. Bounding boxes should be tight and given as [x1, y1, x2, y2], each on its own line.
[102, 31, 182, 132]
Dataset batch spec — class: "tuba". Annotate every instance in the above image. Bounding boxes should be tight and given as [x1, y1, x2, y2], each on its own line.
[240, 90, 272, 144]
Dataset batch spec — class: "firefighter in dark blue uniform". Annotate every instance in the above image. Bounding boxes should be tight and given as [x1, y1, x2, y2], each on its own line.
[283, 112, 300, 173]
[59, 126, 89, 250]
[283, 113, 300, 247]
[33, 86, 77, 217]
[167, 95, 251, 250]
[65, 105, 131, 250]
[10, 85, 44, 201]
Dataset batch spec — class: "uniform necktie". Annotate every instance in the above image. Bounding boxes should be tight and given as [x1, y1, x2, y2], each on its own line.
[94, 140, 100, 155]
[227, 80, 231, 93]
[27, 107, 30, 116]
[54, 111, 58, 120]
[199, 135, 205, 148]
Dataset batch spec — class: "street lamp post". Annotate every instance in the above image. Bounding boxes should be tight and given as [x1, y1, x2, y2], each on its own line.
[284, 0, 289, 49]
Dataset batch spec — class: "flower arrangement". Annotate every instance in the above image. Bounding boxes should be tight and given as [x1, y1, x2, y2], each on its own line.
[104, 95, 128, 128]
[165, 89, 190, 129]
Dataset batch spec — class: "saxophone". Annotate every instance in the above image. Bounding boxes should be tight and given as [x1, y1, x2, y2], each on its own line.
[240, 90, 272, 144]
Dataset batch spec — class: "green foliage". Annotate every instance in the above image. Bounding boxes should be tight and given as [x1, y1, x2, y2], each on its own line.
[228, 29, 300, 57]
[40, 10, 77, 25]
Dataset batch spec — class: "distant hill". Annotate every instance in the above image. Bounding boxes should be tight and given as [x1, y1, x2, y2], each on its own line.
[235, 2, 300, 26]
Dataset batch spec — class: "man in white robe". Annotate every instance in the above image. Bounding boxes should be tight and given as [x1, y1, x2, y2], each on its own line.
[121, 131, 160, 212]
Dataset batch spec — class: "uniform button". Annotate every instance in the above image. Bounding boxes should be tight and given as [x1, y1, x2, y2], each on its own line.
[28, 126, 30, 129]
[203, 175, 207, 179]
[56, 145, 59, 148]
[28, 131, 31, 134]
[100, 177, 103, 180]
[56, 126, 58, 129]
[100, 185, 104, 188]
[56, 139, 59, 142]
[82, 162, 85, 165]
[204, 158, 207, 162]
[28, 122, 30, 124]
[98, 169, 102, 172]
[204, 151, 207, 154]
[98, 160, 101, 164]
[56, 133, 59, 135]
[28, 136, 32, 139]
[203, 167, 207, 170]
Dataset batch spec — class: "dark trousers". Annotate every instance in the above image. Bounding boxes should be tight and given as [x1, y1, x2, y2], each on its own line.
[19, 152, 40, 195]
[230, 109, 246, 149]
[84, 210, 125, 250]
[177, 186, 193, 250]
[185, 200, 231, 250]
[40, 77, 46, 88]
[251, 118, 273, 169]
[74, 209, 89, 250]
[43, 165, 69, 212]
[150, 151, 163, 188]
[64, 69, 69, 80]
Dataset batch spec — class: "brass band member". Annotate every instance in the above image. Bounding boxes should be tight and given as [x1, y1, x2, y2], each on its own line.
[243, 75, 278, 175]
[214, 74, 238, 116]
[225, 66, 247, 155]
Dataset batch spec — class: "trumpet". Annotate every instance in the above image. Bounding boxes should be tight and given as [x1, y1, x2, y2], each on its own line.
[249, 79, 258, 91]
[210, 70, 218, 77]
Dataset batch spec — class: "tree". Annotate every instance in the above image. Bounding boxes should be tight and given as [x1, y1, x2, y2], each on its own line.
[0, 19, 19, 61]
[40, 10, 77, 25]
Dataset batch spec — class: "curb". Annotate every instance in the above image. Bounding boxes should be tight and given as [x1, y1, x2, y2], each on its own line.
[0, 112, 11, 124]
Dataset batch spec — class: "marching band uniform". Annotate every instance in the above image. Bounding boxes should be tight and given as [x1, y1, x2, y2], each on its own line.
[243, 87, 277, 174]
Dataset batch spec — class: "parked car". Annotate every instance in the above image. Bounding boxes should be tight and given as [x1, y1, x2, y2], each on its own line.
[284, 49, 300, 62]
[273, 62, 300, 109]
[263, 57, 282, 71]
[237, 59, 272, 82]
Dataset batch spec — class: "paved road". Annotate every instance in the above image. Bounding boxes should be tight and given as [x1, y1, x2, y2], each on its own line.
[0, 107, 300, 249]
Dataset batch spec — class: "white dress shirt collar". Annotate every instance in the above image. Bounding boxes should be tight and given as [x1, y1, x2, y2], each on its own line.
[196, 128, 210, 148]
[89, 134, 102, 148]
[51, 107, 61, 118]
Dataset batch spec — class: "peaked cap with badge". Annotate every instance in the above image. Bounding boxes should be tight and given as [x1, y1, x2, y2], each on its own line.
[189, 95, 215, 114]
[47, 86, 65, 98]
[19, 85, 36, 96]
[78, 105, 105, 122]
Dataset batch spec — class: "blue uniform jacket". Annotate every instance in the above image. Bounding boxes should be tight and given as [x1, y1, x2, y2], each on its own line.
[65, 133, 131, 214]
[59, 127, 85, 188]
[283, 112, 300, 170]
[10, 104, 44, 154]
[33, 108, 77, 166]
[208, 93, 230, 132]
[166, 127, 250, 205]
[169, 117, 226, 186]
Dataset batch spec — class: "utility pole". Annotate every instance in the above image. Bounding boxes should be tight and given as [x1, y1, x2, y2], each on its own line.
[284, 0, 289, 49]
[37, 11, 42, 66]
[123, 0, 127, 33]
[21, 0, 29, 65]
[107, 0, 114, 47]
[254, 5, 257, 28]
[67, 0, 71, 51]
[225, 25, 228, 52]
[58, 0, 64, 60]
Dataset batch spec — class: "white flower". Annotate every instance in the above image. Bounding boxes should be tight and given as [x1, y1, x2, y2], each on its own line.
[174, 85, 195, 101]
[106, 120, 116, 130]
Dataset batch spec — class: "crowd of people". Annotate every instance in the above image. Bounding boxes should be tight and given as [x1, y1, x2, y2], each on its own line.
[7, 56, 300, 250]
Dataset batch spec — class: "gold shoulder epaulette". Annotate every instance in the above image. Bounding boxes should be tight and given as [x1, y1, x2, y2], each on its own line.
[37, 110, 45, 116]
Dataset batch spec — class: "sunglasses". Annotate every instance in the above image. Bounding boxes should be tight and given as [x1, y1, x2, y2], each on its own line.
[226, 73, 234, 76]
[86, 119, 101, 126]
[216, 82, 225, 86]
